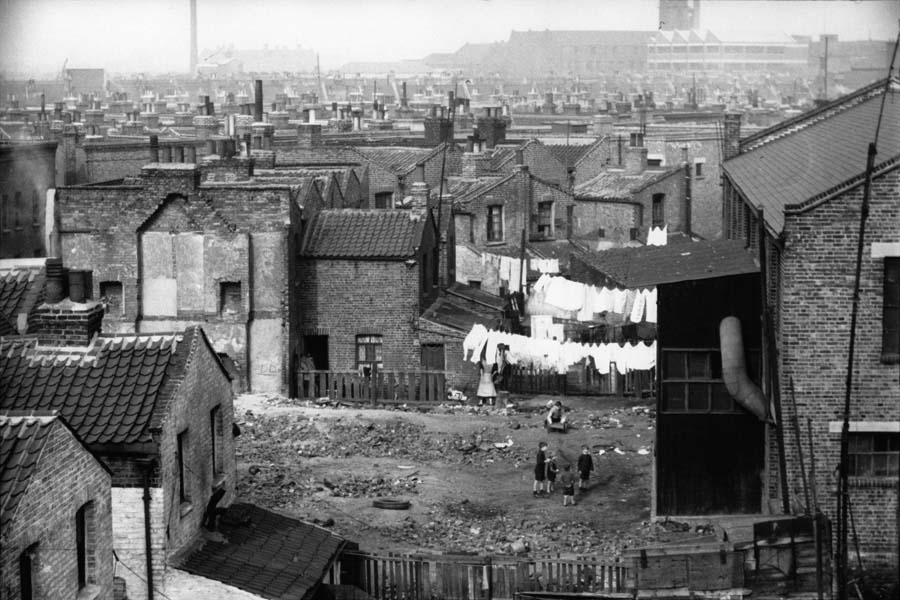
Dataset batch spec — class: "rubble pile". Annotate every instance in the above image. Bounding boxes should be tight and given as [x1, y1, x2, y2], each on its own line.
[325, 474, 420, 497]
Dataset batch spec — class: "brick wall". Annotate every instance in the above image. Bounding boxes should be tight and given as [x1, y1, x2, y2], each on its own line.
[496, 142, 567, 186]
[111, 487, 165, 600]
[572, 139, 614, 187]
[418, 324, 478, 392]
[298, 252, 432, 372]
[777, 168, 900, 560]
[572, 199, 641, 242]
[454, 244, 504, 295]
[631, 169, 689, 240]
[456, 170, 575, 251]
[57, 173, 298, 393]
[2, 422, 113, 600]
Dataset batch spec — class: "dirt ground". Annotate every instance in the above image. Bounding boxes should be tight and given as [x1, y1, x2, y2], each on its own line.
[234, 393, 709, 558]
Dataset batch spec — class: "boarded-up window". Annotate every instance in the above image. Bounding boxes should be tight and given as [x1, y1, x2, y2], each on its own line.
[220, 281, 241, 314]
[100, 281, 124, 315]
[883, 258, 900, 364]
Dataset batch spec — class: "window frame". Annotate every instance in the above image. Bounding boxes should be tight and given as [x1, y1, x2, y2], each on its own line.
[848, 432, 899, 478]
[486, 205, 503, 242]
[76, 503, 89, 589]
[356, 334, 384, 376]
[661, 348, 759, 414]
[536, 201, 554, 237]
[651, 193, 666, 227]
[20, 544, 37, 600]
[219, 281, 242, 315]
[100, 281, 124, 315]
[210, 405, 223, 479]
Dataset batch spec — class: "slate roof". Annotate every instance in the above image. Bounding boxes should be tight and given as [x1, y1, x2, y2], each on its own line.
[575, 167, 680, 201]
[0, 327, 218, 445]
[300, 209, 427, 259]
[724, 78, 900, 234]
[421, 296, 500, 333]
[544, 143, 595, 167]
[176, 502, 346, 600]
[572, 239, 759, 288]
[448, 174, 514, 212]
[352, 146, 439, 175]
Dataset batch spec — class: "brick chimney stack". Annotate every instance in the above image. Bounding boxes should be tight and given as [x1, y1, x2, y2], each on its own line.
[33, 259, 104, 347]
[409, 181, 430, 222]
[723, 112, 742, 160]
[624, 146, 648, 175]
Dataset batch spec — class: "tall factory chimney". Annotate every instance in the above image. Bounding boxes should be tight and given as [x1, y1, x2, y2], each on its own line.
[189, 0, 198, 75]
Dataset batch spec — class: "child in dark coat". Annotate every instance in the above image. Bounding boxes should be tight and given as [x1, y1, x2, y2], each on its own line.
[546, 454, 559, 493]
[577, 445, 594, 491]
[533, 442, 549, 497]
[561, 465, 577, 506]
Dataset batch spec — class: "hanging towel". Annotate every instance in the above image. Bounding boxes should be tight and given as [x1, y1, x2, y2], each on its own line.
[622, 289, 636, 318]
[612, 288, 627, 313]
[645, 288, 658, 324]
[629, 288, 647, 323]
[596, 286, 614, 313]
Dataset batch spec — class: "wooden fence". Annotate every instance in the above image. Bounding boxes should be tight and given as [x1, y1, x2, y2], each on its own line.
[509, 364, 655, 399]
[329, 551, 631, 600]
[299, 369, 447, 404]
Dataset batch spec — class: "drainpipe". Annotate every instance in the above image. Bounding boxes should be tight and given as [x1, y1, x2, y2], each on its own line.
[138, 458, 157, 600]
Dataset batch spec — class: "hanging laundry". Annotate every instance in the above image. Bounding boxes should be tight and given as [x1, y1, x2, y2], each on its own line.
[629, 288, 647, 323]
[622, 289, 636, 318]
[530, 315, 555, 340]
[544, 277, 584, 311]
[612, 288, 627, 313]
[645, 287, 658, 323]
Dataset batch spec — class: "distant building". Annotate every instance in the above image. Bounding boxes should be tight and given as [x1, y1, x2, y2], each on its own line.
[0, 141, 57, 258]
[647, 29, 807, 75]
[65, 68, 105, 96]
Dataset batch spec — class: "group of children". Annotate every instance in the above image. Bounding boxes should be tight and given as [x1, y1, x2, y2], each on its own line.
[533, 442, 595, 506]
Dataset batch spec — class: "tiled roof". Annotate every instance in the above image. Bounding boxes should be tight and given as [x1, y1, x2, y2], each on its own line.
[724, 78, 900, 234]
[575, 167, 679, 200]
[544, 143, 594, 167]
[352, 146, 439, 175]
[0, 263, 46, 335]
[177, 502, 346, 600]
[300, 209, 426, 259]
[572, 239, 759, 288]
[0, 412, 55, 531]
[0, 328, 202, 445]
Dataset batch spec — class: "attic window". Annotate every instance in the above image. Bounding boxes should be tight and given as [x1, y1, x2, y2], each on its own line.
[220, 282, 241, 315]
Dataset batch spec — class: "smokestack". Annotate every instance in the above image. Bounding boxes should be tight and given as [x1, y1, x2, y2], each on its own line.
[189, 0, 198, 75]
[254, 80, 263, 122]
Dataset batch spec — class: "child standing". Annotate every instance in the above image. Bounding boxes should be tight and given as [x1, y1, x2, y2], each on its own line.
[561, 465, 577, 506]
[546, 454, 559, 493]
[533, 442, 549, 497]
[577, 445, 594, 492]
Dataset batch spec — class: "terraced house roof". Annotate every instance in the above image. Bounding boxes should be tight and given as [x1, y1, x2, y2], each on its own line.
[0, 327, 221, 445]
[300, 209, 427, 259]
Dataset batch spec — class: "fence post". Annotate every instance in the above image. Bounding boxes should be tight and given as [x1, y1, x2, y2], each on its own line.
[486, 555, 493, 600]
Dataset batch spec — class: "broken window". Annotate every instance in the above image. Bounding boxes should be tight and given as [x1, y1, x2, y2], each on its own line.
[882, 258, 900, 364]
[848, 433, 899, 477]
[220, 282, 241, 315]
[651, 193, 665, 227]
[537, 201, 554, 237]
[374, 191, 393, 209]
[100, 281, 124, 315]
[487, 205, 503, 242]
[356, 335, 383, 377]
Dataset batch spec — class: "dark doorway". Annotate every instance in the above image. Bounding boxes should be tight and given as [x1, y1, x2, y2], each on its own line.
[303, 335, 329, 370]
[421, 343, 445, 371]
[657, 413, 765, 514]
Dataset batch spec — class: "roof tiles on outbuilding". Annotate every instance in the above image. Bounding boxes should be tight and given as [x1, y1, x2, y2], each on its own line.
[300, 209, 427, 259]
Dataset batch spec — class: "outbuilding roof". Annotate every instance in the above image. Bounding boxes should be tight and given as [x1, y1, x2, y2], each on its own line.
[300, 209, 428, 259]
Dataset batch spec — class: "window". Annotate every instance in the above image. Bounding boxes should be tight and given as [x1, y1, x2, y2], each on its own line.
[356, 335, 383, 376]
[219, 281, 241, 315]
[651, 193, 665, 227]
[210, 405, 223, 478]
[537, 201, 553, 237]
[19, 544, 37, 600]
[629, 227, 640, 241]
[695, 162, 703, 177]
[849, 433, 899, 477]
[487, 205, 503, 242]
[661, 349, 760, 413]
[100, 281, 124, 315]
[177, 430, 190, 503]
[598, 228, 606, 239]
[76, 502, 95, 589]
[467, 280, 482, 290]
[374, 191, 393, 209]
[883, 258, 900, 364]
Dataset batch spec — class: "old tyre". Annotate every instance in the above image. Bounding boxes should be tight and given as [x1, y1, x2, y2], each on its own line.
[372, 499, 411, 510]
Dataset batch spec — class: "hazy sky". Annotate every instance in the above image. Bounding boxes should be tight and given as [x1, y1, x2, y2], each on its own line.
[0, 0, 897, 75]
